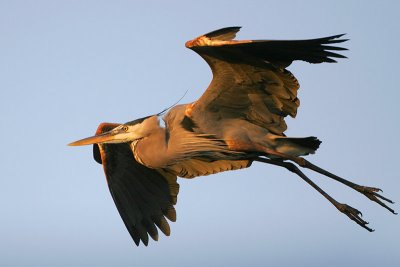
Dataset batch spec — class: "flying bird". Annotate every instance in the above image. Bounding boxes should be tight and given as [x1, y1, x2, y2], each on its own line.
[69, 27, 395, 246]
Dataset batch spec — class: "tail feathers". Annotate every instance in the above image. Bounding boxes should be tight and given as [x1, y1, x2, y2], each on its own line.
[275, 136, 321, 156]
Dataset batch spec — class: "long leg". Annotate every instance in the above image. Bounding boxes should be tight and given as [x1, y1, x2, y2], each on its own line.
[298, 158, 396, 214]
[255, 157, 374, 231]
[229, 141, 396, 214]
[267, 152, 396, 214]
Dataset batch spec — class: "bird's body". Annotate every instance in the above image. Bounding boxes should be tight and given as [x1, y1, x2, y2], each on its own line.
[128, 103, 317, 178]
[70, 27, 395, 246]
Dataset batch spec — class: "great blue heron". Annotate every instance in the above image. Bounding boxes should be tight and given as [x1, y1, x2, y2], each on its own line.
[69, 27, 395, 246]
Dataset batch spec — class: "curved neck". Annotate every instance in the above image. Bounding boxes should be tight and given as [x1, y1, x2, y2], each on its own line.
[131, 127, 171, 168]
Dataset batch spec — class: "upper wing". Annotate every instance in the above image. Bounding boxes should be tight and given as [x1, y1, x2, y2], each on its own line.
[186, 27, 347, 135]
[93, 123, 179, 246]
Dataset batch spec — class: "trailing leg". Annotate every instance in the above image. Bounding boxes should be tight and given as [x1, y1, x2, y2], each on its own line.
[228, 140, 396, 215]
[296, 158, 396, 214]
[255, 157, 374, 231]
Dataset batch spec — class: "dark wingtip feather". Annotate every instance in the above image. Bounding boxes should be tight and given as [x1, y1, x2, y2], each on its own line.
[310, 34, 348, 63]
[137, 226, 149, 246]
[320, 45, 348, 51]
[330, 33, 347, 39]
[325, 34, 348, 44]
[155, 217, 171, 236]
[326, 51, 347, 58]
[327, 39, 349, 44]
[130, 228, 141, 246]
[146, 223, 159, 241]
[204, 26, 242, 40]
[165, 205, 177, 222]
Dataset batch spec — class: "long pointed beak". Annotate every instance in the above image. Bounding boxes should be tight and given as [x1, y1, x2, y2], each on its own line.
[68, 131, 116, 146]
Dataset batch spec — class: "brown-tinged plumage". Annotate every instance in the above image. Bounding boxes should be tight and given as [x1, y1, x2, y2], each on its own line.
[70, 27, 396, 246]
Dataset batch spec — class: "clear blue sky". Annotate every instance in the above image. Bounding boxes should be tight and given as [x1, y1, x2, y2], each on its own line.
[1, 1, 399, 266]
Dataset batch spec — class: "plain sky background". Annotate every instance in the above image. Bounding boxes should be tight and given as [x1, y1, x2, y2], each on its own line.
[1, 1, 399, 266]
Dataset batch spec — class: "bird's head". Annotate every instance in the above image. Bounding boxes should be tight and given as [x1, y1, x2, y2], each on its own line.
[68, 116, 158, 146]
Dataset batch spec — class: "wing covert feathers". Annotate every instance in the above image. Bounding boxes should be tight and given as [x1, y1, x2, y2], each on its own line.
[186, 27, 347, 135]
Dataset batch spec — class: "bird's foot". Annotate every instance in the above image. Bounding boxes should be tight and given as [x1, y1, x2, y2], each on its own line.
[334, 202, 374, 232]
[353, 185, 397, 214]
[299, 158, 397, 215]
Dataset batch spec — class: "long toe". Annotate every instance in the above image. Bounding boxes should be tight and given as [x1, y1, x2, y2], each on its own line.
[335, 203, 374, 232]
[355, 185, 397, 214]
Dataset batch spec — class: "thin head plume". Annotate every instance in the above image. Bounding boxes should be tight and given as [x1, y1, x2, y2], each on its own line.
[157, 90, 188, 116]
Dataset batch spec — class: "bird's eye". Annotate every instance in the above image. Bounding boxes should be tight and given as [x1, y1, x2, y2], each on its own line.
[122, 126, 128, 132]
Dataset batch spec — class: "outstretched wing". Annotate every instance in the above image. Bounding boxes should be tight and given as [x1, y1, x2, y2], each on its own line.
[93, 123, 179, 246]
[185, 27, 347, 135]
